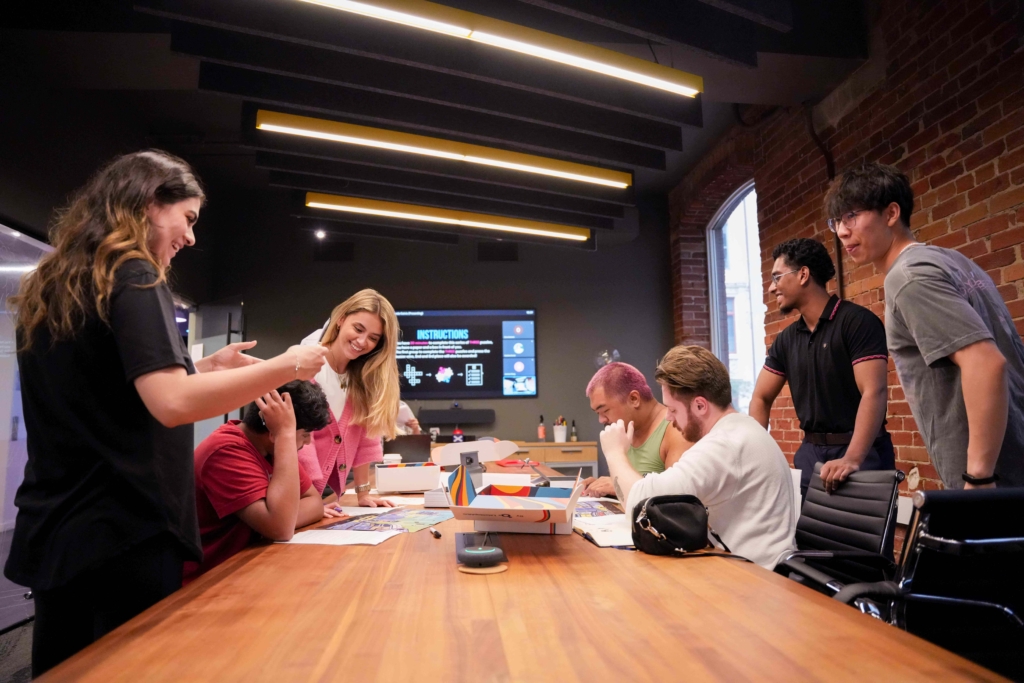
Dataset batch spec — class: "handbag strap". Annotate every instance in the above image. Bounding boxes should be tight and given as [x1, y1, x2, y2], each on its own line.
[671, 549, 751, 561]
[707, 527, 732, 554]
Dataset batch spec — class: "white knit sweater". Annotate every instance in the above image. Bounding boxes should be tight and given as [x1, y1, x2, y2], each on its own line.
[626, 412, 796, 569]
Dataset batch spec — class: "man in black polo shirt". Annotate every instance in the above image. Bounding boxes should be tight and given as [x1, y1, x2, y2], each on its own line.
[750, 238, 894, 495]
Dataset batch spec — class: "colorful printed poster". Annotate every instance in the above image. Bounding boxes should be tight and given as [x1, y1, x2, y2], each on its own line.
[574, 500, 624, 518]
[326, 508, 453, 533]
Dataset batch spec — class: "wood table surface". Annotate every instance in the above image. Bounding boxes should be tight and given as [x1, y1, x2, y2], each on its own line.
[42, 467, 1001, 682]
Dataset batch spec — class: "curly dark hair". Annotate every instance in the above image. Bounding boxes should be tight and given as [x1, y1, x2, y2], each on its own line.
[11, 150, 204, 351]
[823, 162, 914, 229]
[242, 380, 331, 434]
[771, 238, 836, 288]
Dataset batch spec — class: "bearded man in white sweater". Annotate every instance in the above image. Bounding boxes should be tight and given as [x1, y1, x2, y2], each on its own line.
[603, 345, 796, 569]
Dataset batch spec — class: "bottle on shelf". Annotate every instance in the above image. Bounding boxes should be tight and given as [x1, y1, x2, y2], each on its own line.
[570, 419, 578, 442]
[537, 415, 546, 441]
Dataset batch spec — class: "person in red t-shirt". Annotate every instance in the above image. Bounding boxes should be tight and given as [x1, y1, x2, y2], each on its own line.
[185, 380, 344, 583]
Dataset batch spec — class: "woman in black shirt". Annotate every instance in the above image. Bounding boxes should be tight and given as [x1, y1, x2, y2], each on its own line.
[6, 150, 328, 676]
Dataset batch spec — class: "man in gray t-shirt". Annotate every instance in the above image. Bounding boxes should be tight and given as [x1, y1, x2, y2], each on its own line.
[885, 246, 1024, 487]
[824, 162, 1023, 489]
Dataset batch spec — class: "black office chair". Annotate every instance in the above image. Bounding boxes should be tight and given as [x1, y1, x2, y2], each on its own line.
[775, 462, 904, 594]
[833, 487, 1024, 680]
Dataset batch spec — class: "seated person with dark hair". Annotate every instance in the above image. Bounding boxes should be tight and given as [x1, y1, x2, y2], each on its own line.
[184, 381, 343, 583]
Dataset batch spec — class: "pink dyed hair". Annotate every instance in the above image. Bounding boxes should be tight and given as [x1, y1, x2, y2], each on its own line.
[586, 362, 654, 402]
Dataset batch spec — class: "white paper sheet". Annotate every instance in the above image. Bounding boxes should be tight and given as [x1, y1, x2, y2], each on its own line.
[573, 514, 634, 548]
[384, 497, 423, 505]
[333, 507, 387, 517]
[280, 530, 401, 546]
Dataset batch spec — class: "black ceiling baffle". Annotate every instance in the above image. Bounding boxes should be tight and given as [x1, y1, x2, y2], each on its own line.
[116, 0, 867, 247]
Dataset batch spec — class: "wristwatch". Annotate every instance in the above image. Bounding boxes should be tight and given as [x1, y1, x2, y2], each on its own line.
[962, 472, 999, 485]
[354, 483, 372, 494]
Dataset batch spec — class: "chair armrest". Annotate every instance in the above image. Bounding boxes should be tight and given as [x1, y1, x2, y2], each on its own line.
[832, 581, 902, 605]
[774, 558, 845, 594]
[782, 550, 897, 576]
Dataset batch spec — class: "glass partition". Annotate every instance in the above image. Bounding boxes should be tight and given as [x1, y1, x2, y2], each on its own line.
[0, 224, 52, 629]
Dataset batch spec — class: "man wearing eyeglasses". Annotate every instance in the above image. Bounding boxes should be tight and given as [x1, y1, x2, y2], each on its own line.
[750, 238, 893, 495]
[825, 162, 1024, 490]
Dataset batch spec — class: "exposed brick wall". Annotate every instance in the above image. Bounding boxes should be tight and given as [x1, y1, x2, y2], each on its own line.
[670, 0, 1024, 501]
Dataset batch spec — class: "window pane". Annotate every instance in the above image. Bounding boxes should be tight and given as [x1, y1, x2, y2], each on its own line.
[709, 189, 765, 415]
[726, 297, 736, 354]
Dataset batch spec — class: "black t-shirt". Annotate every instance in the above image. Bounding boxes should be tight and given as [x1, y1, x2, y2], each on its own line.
[764, 295, 888, 434]
[5, 260, 201, 590]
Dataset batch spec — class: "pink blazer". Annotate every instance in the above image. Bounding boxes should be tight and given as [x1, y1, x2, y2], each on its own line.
[297, 393, 383, 496]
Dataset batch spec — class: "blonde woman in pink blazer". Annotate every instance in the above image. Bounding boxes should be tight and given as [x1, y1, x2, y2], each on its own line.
[297, 290, 401, 508]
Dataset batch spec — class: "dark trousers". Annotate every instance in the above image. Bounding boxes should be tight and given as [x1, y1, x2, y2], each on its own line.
[794, 432, 896, 497]
[32, 532, 184, 677]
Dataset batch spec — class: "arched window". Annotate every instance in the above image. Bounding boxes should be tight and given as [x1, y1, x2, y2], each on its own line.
[706, 182, 765, 414]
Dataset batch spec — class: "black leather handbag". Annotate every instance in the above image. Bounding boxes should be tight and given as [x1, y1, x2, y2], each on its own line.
[631, 494, 749, 561]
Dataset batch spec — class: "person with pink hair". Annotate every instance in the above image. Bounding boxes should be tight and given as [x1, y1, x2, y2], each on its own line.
[583, 362, 692, 497]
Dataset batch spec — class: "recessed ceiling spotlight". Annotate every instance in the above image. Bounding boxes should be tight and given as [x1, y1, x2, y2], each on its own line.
[315, 229, 327, 239]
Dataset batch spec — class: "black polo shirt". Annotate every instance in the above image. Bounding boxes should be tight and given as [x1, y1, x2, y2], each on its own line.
[5, 259, 201, 591]
[764, 295, 888, 434]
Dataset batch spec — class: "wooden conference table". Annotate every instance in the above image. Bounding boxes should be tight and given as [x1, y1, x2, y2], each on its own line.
[43, 463, 999, 682]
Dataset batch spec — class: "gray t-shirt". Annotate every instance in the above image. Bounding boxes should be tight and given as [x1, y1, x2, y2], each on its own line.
[885, 245, 1024, 488]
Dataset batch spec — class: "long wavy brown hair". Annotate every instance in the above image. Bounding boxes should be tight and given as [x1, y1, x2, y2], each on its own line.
[11, 150, 204, 350]
[319, 289, 400, 439]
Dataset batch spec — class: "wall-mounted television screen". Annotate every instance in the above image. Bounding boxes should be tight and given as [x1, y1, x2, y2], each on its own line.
[396, 309, 537, 399]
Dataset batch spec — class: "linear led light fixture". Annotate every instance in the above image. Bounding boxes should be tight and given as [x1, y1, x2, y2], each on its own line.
[0, 264, 37, 273]
[298, 0, 703, 98]
[306, 192, 591, 241]
[256, 110, 631, 189]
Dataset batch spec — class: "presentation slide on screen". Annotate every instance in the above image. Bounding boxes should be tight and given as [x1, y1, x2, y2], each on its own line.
[396, 309, 537, 399]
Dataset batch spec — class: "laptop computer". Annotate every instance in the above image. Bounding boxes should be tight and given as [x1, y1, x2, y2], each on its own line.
[381, 434, 433, 463]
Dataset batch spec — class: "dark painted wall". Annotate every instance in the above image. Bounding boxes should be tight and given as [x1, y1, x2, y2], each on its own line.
[0, 89, 676, 444]
[203, 189, 675, 443]
[0, 89, 217, 305]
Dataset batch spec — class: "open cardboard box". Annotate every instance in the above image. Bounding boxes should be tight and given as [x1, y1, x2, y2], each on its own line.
[445, 465, 584, 535]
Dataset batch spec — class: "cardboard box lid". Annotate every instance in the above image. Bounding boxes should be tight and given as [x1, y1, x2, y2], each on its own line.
[444, 466, 584, 524]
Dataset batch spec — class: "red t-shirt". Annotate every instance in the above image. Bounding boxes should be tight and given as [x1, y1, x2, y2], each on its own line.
[183, 421, 312, 584]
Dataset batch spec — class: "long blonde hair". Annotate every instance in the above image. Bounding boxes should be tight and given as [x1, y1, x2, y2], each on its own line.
[320, 289, 400, 439]
[12, 150, 204, 350]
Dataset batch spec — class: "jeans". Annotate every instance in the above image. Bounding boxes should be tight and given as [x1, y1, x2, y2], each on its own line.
[794, 432, 896, 497]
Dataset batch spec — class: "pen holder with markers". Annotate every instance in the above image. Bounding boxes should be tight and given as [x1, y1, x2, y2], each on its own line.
[553, 425, 567, 442]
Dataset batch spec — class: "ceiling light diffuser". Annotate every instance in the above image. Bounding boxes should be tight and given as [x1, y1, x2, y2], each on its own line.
[297, 0, 702, 98]
[306, 192, 590, 241]
[257, 110, 631, 188]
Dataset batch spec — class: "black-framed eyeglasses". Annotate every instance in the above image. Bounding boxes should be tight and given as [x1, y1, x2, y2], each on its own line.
[827, 210, 864, 233]
[770, 269, 800, 285]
